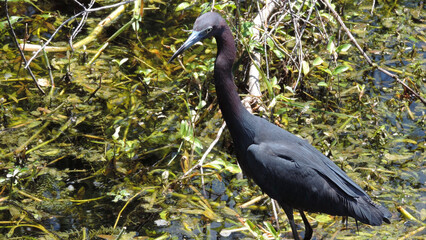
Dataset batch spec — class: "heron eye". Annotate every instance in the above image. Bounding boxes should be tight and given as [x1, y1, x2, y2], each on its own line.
[205, 27, 212, 33]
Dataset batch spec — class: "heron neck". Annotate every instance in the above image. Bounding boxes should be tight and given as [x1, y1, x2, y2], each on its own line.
[213, 25, 253, 140]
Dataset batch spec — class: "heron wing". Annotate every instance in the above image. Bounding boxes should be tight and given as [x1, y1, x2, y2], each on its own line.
[251, 121, 369, 199]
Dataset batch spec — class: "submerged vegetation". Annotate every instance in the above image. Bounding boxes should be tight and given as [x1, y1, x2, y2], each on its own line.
[0, 0, 424, 239]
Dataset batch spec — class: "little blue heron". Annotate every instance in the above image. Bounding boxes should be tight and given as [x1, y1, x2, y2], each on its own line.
[169, 12, 391, 240]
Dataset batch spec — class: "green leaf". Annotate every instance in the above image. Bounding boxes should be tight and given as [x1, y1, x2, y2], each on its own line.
[266, 37, 275, 49]
[336, 43, 351, 53]
[119, 58, 128, 66]
[384, 153, 412, 161]
[225, 164, 241, 174]
[112, 126, 121, 140]
[179, 120, 203, 151]
[327, 37, 335, 54]
[407, 36, 418, 43]
[302, 60, 310, 75]
[320, 12, 333, 22]
[27, 120, 42, 129]
[272, 49, 284, 59]
[175, 2, 190, 11]
[317, 82, 328, 87]
[204, 159, 241, 173]
[246, 219, 257, 231]
[196, 100, 206, 110]
[319, 9, 337, 25]
[319, 67, 332, 75]
[312, 57, 324, 66]
[332, 65, 350, 75]
[264, 221, 279, 238]
[241, 21, 254, 38]
[159, 210, 168, 220]
[42, 148, 61, 156]
[204, 160, 225, 171]
[0, 16, 22, 30]
[213, 1, 237, 10]
[38, 14, 52, 19]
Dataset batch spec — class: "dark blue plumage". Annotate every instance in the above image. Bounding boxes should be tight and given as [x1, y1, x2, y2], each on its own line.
[169, 12, 391, 240]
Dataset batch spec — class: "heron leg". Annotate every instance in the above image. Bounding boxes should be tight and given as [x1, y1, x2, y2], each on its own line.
[299, 210, 312, 240]
[282, 205, 300, 240]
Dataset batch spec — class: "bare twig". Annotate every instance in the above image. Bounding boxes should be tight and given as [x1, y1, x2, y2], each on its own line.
[22, 0, 134, 68]
[247, 0, 278, 97]
[288, 0, 304, 91]
[42, 47, 54, 88]
[271, 199, 281, 230]
[84, 0, 135, 13]
[5, 0, 45, 94]
[23, 12, 83, 68]
[113, 190, 143, 229]
[292, 0, 317, 90]
[315, 5, 329, 41]
[267, 8, 298, 66]
[69, 0, 95, 51]
[181, 122, 227, 179]
[320, 0, 425, 104]
[86, 74, 103, 102]
[371, 0, 376, 15]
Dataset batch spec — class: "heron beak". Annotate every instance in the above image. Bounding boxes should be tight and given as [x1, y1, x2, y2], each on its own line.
[168, 31, 204, 63]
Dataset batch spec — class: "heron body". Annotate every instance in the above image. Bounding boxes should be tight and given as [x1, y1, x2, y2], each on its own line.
[169, 12, 391, 240]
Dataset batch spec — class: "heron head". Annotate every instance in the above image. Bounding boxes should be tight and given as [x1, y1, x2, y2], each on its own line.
[168, 12, 225, 63]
